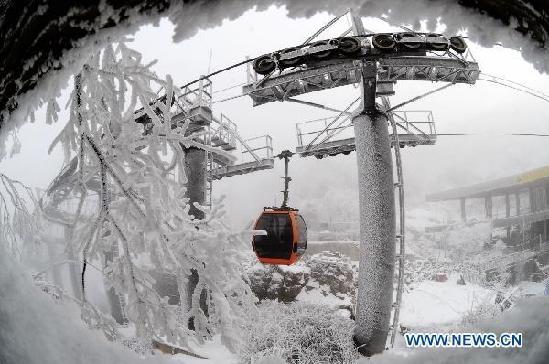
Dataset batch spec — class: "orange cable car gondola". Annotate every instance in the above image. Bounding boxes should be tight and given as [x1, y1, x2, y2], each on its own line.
[252, 150, 307, 265]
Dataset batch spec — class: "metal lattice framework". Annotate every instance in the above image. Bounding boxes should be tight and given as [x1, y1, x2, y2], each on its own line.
[170, 78, 276, 180]
[133, 75, 277, 207]
[244, 46, 479, 108]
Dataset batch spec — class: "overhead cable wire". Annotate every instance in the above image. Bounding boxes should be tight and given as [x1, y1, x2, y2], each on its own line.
[478, 74, 549, 104]
[179, 57, 254, 90]
[286, 98, 353, 114]
[304, 96, 361, 151]
[211, 93, 250, 104]
[302, 9, 349, 45]
[386, 83, 456, 112]
[480, 72, 549, 98]
[437, 133, 549, 137]
[212, 82, 246, 94]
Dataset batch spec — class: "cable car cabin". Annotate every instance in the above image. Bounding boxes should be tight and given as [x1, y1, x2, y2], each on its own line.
[252, 208, 307, 265]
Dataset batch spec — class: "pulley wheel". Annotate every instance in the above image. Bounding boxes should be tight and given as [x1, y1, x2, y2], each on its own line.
[398, 32, 420, 49]
[279, 47, 302, 67]
[372, 33, 396, 51]
[309, 40, 332, 59]
[427, 33, 449, 50]
[449, 36, 467, 53]
[337, 37, 361, 54]
[253, 55, 276, 75]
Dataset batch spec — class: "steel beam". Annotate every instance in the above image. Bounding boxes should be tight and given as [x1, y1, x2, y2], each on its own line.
[244, 56, 479, 107]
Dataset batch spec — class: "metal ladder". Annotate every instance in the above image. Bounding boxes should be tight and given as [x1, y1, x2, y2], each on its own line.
[117, 292, 129, 326]
[383, 96, 406, 348]
[206, 150, 213, 209]
[205, 120, 214, 210]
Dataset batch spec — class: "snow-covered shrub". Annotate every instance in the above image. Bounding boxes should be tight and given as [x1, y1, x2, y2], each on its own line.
[461, 300, 501, 326]
[245, 252, 357, 304]
[239, 302, 358, 364]
[404, 258, 456, 283]
[246, 261, 310, 303]
[306, 251, 355, 297]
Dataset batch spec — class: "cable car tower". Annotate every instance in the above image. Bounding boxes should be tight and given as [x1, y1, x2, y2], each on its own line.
[242, 9, 479, 355]
[135, 76, 277, 219]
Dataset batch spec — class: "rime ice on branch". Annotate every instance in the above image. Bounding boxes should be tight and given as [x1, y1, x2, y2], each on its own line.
[43, 42, 255, 351]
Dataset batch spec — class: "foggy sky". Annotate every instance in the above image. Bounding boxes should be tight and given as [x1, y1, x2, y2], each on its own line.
[1, 5, 548, 228]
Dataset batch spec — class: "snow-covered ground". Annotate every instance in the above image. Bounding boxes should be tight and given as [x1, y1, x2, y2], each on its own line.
[3, 199, 547, 364]
[400, 273, 493, 328]
[177, 336, 237, 364]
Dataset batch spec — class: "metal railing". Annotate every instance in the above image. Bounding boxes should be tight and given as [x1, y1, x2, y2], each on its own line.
[295, 111, 436, 148]
[241, 135, 273, 163]
[210, 113, 237, 148]
[483, 240, 549, 272]
[296, 116, 353, 148]
[392, 110, 436, 136]
[173, 77, 213, 114]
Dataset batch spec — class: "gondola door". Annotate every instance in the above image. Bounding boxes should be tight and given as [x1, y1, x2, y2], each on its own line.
[294, 213, 307, 258]
[252, 209, 305, 265]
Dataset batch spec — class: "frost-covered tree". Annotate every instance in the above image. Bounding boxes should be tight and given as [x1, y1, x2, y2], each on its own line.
[0, 172, 40, 258]
[42, 41, 255, 352]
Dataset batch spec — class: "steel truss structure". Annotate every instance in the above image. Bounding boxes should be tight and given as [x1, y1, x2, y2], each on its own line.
[134, 75, 276, 208]
[242, 8, 481, 350]
[244, 46, 479, 108]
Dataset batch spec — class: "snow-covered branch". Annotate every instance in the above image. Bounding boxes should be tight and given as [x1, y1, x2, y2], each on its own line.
[41, 41, 256, 353]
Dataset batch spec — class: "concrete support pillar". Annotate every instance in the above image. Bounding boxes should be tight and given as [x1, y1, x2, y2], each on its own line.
[183, 146, 207, 220]
[529, 187, 535, 213]
[353, 62, 395, 356]
[104, 244, 127, 324]
[485, 195, 493, 219]
[543, 219, 549, 242]
[545, 183, 549, 209]
[515, 192, 521, 216]
[46, 239, 62, 287]
[64, 228, 82, 301]
[505, 194, 511, 240]
[182, 145, 209, 328]
[460, 198, 466, 222]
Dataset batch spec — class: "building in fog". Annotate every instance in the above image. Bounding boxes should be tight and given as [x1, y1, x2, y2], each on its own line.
[426, 165, 549, 283]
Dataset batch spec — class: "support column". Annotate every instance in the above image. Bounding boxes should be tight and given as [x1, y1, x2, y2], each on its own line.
[353, 62, 395, 356]
[64, 228, 82, 301]
[460, 198, 466, 222]
[182, 145, 209, 329]
[543, 219, 549, 243]
[484, 195, 493, 219]
[183, 146, 207, 220]
[515, 192, 521, 216]
[46, 239, 62, 288]
[104, 243, 127, 324]
[546, 183, 549, 209]
[505, 194, 511, 240]
[529, 186, 535, 213]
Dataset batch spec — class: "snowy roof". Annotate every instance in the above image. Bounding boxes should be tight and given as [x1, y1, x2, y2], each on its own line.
[426, 165, 549, 201]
